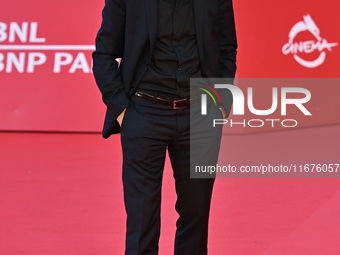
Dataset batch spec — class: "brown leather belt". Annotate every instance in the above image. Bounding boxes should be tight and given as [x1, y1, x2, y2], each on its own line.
[135, 90, 197, 109]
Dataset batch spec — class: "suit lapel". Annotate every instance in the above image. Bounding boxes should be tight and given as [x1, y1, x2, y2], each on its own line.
[144, 0, 158, 53]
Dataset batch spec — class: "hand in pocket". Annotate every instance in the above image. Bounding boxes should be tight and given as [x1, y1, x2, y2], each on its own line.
[117, 108, 127, 126]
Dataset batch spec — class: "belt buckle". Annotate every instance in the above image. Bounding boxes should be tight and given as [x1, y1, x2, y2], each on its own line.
[173, 99, 188, 109]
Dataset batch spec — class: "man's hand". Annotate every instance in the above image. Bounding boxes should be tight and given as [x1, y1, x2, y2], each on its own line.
[219, 106, 227, 119]
[117, 108, 127, 126]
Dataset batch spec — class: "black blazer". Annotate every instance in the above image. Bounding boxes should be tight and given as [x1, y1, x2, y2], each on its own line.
[92, 0, 237, 138]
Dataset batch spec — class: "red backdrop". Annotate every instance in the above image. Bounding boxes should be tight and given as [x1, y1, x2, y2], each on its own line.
[0, 0, 339, 132]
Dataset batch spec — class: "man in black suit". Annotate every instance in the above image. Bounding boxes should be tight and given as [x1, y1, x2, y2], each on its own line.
[92, 0, 237, 254]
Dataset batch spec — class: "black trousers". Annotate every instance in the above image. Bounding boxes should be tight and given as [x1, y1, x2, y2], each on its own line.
[120, 94, 223, 255]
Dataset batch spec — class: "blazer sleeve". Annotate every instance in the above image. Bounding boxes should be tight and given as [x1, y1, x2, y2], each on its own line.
[92, 0, 129, 121]
[217, 0, 238, 117]
[219, 0, 237, 78]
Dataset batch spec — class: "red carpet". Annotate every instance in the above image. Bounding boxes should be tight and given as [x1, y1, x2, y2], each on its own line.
[1, 126, 340, 254]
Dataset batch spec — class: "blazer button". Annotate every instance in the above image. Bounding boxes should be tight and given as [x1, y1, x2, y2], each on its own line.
[144, 60, 149, 66]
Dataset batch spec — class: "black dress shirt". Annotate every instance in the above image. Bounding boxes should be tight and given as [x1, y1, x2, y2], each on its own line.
[137, 0, 201, 99]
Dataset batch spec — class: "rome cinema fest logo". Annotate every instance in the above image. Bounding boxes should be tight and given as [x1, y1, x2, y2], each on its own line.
[282, 14, 338, 68]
